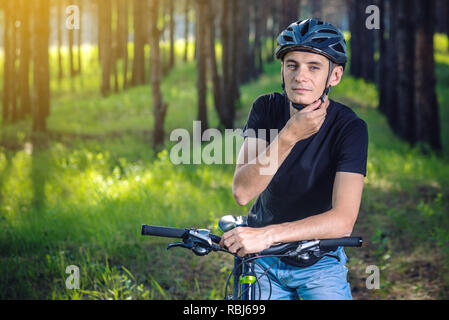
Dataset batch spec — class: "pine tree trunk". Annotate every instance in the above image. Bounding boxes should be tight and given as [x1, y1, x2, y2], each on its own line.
[169, 0, 175, 69]
[384, 0, 399, 131]
[207, 0, 224, 127]
[117, 0, 129, 89]
[57, 0, 64, 81]
[32, 0, 50, 132]
[68, 0, 75, 77]
[2, 0, 12, 123]
[413, 0, 441, 150]
[396, 0, 415, 140]
[19, 0, 31, 118]
[150, 0, 168, 150]
[77, 0, 82, 75]
[220, 0, 233, 128]
[196, 0, 209, 134]
[131, 0, 145, 86]
[99, 0, 112, 96]
[184, 0, 190, 62]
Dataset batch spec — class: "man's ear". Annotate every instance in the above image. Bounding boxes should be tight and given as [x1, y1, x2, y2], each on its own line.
[329, 65, 344, 87]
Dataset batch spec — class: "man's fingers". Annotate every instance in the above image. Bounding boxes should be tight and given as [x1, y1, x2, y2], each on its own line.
[301, 99, 322, 112]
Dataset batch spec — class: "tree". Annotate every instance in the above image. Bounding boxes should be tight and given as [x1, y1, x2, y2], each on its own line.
[32, 0, 50, 132]
[395, 0, 415, 140]
[348, 0, 375, 81]
[19, 0, 31, 118]
[2, 0, 13, 123]
[195, 0, 209, 134]
[184, 0, 190, 62]
[57, 0, 64, 81]
[98, 0, 112, 96]
[149, 0, 168, 150]
[131, 0, 146, 86]
[207, 0, 224, 128]
[413, 0, 441, 150]
[168, 0, 175, 69]
[117, 0, 129, 89]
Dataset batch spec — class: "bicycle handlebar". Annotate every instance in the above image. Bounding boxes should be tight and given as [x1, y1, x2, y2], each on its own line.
[141, 225, 188, 238]
[141, 224, 362, 256]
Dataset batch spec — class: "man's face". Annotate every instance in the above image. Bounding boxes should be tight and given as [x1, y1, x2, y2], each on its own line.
[282, 50, 330, 105]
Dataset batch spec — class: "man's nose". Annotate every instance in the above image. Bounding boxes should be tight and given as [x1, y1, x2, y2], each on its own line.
[293, 67, 308, 82]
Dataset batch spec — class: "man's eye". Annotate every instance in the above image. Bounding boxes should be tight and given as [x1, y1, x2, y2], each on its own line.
[287, 64, 296, 69]
[310, 66, 319, 71]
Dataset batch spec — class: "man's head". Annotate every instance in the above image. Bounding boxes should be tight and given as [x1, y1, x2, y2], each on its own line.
[281, 50, 343, 105]
[275, 19, 347, 106]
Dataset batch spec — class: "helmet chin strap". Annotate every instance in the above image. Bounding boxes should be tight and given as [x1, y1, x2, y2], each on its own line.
[284, 61, 334, 111]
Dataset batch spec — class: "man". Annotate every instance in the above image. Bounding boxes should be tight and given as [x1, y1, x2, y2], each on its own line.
[219, 19, 368, 300]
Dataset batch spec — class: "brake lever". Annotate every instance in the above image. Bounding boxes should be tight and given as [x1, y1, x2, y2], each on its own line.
[167, 242, 193, 250]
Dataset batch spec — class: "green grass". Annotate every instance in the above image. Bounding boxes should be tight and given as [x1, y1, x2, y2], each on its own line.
[1, 36, 449, 299]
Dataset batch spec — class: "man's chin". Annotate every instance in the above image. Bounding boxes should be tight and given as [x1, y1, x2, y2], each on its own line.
[287, 92, 318, 106]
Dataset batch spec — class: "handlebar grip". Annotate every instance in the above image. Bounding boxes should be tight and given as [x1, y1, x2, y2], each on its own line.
[141, 225, 187, 238]
[319, 237, 362, 250]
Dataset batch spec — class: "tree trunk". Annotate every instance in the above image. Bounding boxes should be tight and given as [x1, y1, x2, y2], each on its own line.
[413, 0, 441, 151]
[2, 0, 12, 123]
[99, 0, 112, 96]
[117, 0, 129, 89]
[131, 0, 146, 86]
[19, 0, 31, 118]
[150, 0, 168, 150]
[384, 0, 399, 131]
[169, 0, 175, 69]
[32, 0, 50, 132]
[77, 0, 82, 75]
[396, 0, 415, 141]
[207, 0, 224, 128]
[68, 0, 76, 77]
[229, 0, 240, 112]
[184, 0, 190, 62]
[220, 0, 233, 128]
[378, 0, 387, 114]
[57, 0, 64, 81]
[196, 0, 209, 134]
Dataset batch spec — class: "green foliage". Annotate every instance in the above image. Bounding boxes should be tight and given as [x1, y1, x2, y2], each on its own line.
[1, 35, 449, 299]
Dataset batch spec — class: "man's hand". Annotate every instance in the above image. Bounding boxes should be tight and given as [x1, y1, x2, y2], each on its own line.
[281, 99, 328, 147]
[219, 227, 274, 257]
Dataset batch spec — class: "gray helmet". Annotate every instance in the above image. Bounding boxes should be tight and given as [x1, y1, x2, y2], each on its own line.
[275, 18, 347, 68]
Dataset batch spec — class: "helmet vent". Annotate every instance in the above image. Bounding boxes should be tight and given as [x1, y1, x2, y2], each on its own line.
[283, 35, 294, 42]
[287, 27, 293, 31]
[312, 37, 327, 43]
[318, 29, 338, 35]
[332, 43, 345, 53]
[300, 22, 310, 36]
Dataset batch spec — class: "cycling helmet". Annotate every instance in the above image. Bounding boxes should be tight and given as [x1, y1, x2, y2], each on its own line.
[275, 18, 347, 68]
[276, 19, 347, 110]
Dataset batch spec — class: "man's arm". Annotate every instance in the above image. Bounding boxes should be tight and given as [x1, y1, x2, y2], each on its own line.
[233, 99, 327, 206]
[221, 171, 365, 256]
[232, 133, 294, 206]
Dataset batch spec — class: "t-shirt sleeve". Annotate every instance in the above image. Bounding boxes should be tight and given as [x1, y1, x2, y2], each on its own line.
[240, 95, 271, 143]
[335, 118, 369, 177]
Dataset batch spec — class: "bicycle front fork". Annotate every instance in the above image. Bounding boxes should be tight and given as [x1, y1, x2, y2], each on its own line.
[233, 257, 257, 300]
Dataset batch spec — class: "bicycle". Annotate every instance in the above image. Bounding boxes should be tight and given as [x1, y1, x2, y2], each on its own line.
[141, 215, 363, 300]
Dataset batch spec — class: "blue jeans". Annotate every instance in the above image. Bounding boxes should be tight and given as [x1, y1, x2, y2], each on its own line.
[252, 247, 352, 300]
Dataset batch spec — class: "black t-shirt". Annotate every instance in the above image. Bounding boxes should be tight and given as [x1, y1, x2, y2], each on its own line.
[241, 92, 368, 228]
